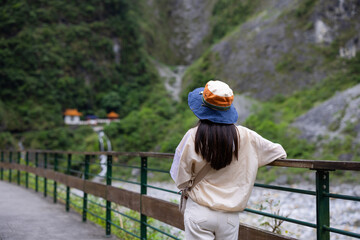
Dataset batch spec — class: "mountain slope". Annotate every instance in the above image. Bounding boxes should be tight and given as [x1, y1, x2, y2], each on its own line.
[182, 0, 360, 99]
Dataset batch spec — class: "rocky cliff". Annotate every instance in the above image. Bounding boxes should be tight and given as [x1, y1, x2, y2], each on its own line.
[141, 0, 359, 100]
[294, 84, 360, 142]
[180, 0, 360, 99]
[141, 0, 217, 65]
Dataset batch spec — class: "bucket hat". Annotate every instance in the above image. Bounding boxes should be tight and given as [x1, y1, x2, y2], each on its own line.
[188, 80, 238, 124]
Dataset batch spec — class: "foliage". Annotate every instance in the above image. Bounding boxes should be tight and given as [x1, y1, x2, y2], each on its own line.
[244, 106, 315, 160]
[210, 0, 258, 43]
[22, 126, 97, 151]
[294, 0, 318, 19]
[256, 196, 290, 235]
[0, 0, 157, 134]
[0, 131, 16, 149]
[104, 81, 175, 152]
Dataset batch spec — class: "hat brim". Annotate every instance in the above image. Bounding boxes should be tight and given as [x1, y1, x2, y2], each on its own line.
[188, 87, 238, 124]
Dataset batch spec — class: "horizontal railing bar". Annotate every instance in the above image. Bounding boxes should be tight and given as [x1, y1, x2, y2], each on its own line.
[69, 169, 83, 174]
[88, 199, 106, 208]
[17, 150, 174, 159]
[144, 184, 179, 195]
[111, 208, 141, 223]
[86, 209, 106, 222]
[145, 167, 169, 174]
[68, 160, 84, 164]
[69, 201, 82, 209]
[110, 177, 141, 185]
[324, 192, 360, 202]
[323, 225, 360, 238]
[142, 221, 180, 240]
[58, 196, 67, 201]
[244, 208, 317, 228]
[254, 183, 316, 196]
[88, 172, 104, 178]
[89, 163, 107, 166]
[70, 192, 83, 198]
[109, 221, 141, 239]
[57, 186, 66, 191]
[269, 158, 360, 171]
[2, 150, 360, 170]
[111, 163, 140, 169]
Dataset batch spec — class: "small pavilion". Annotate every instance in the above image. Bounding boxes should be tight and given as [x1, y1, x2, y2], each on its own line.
[107, 111, 119, 121]
[64, 109, 82, 125]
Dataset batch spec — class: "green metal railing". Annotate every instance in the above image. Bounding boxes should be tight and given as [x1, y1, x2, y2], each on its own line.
[0, 149, 359, 240]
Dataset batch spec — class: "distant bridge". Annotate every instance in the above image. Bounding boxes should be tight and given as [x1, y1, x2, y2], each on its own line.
[0, 150, 359, 240]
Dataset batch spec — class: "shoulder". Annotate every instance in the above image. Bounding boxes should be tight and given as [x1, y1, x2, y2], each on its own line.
[176, 127, 197, 149]
[236, 125, 263, 143]
[185, 126, 198, 139]
[236, 125, 256, 137]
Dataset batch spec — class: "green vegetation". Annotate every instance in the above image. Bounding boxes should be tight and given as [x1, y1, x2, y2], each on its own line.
[22, 126, 98, 151]
[0, 0, 170, 152]
[0, 0, 159, 145]
[104, 82, 177, 152]
[294, 0, 318, 19]
[210, 0, 259, 43]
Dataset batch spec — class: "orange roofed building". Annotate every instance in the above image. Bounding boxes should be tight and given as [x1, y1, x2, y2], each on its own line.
[64, 109, 82, 125]
[107, 111, 119, 120]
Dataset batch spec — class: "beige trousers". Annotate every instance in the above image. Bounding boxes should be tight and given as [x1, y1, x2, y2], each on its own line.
[184, 198, 239, 240]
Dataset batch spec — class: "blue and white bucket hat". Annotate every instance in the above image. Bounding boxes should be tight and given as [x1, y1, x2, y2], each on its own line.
[188, 80, 238, 124]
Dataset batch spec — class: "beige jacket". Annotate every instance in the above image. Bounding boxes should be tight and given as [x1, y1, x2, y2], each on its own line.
[170, 125, 287, 212]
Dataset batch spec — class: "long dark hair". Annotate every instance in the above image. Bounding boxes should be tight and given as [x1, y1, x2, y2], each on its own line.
[195, 120, 239, 170]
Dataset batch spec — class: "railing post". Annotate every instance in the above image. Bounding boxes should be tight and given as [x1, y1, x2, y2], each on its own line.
[82, 155, 90, 222]
[25, 151, 29, 188]
[53, 153, 58, 203]
[0, 151, 3, 180]
[17, 152, 21, 185]
[35, 152, 39, 192]
[316, 170, 330, 240]
[9, 151, 12, 182]
[44, 153, 47, 197]
[140, 156, 148, 240]
[66, 153, 71, 212]
[106, 154, 112, 236]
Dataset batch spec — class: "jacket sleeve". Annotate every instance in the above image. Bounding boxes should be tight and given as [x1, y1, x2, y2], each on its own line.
[170, 129, 194, 190]
[249, 130, 287, 168]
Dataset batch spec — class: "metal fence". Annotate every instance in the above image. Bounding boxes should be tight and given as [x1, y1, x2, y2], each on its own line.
[0, 149, 359, 240]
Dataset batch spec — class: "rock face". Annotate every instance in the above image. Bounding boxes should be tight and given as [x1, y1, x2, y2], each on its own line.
[208, 0, 360, 99]
[144, 0, 217, 65]
[292, 84, 360, 143]
[145, 0, 359, 99]
[174, 0, 359, 100]
[154, 61, 187, 102]
[233, 95, 259, 124]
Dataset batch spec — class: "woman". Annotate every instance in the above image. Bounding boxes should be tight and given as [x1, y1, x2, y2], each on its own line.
[170, 80, 287, 240]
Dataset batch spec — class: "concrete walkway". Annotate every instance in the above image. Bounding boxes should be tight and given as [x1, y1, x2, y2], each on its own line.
[0, 181, 119, 240]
